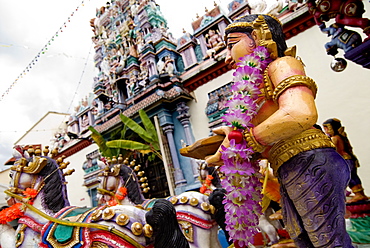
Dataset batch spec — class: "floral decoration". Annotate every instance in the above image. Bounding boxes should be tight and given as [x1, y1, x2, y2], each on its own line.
[0, 203, 26, 224]
[0, 187, 39, 224]
[115, 187, 128, 200]
[23, 188, 38, 199]
[108, 199, 118, 206]
[200, 175, 214, 194]
[220, 46, 271, 247]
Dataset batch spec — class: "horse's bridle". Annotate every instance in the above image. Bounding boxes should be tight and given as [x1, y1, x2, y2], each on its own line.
[8, 157, 47, 195]
[97, 164, 121, 197]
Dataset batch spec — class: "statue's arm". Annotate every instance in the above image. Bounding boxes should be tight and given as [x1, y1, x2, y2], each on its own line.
[253, 56, 318, 146]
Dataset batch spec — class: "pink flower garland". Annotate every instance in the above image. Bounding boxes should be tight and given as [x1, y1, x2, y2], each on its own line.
[220, 46, 272, 247]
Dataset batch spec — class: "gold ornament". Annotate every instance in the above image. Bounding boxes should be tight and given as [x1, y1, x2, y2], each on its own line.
[200, 202, 210, 211]
[178, 220, 194, 242]
[131, 222, 143, 236]
[143, 224, 153, 238]
[170, 197, 178, 204]
[102, 208, 115, 220]
[91, 209, 103, 221]
[244, 128, 266, 153]
[189, 198, 199, 206]
[179, 196, 188, 204]
[116, 214, 130, 226]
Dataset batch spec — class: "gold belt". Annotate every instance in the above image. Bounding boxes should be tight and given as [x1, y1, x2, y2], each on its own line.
[268, 128, 335, 174]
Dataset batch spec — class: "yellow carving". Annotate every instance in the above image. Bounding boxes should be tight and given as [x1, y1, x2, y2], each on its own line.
[225, 15, 279, 59]
[201, 202, 210, 211]
[269, 129, 335, 173]
[261, 66, 274, 100]
[15, 224, 27, 247]
[244, 128, 266, 153]
[189, 198, 199, 206]
[209, 205, 216, 215]
[178, 220, 194, 243]
[102, 208, 115, 220]
[143, 224, 153, 238]
[170, 197, 178, 204]
[116, 214, 130, 226]
[91, 209, 103, 221]
[179, 196, 188, 204]
[131, 222, 143, 236]
[273, 75, 317, 102]
[11, 156, 48, 175]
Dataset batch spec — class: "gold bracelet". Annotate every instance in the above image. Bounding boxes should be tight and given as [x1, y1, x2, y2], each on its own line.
[352, 186, 364, 193]
[244, 128, 265, 153]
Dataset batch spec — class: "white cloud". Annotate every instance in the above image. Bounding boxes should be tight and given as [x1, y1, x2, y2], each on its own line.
[0, 0, 230, 168]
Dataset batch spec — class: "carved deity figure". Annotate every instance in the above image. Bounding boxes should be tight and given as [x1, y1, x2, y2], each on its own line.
[157, 56, 175, 76]
[183, 14, 355, 248]
[320, 23, 362, 55]
[127, 75, 137, 98]
[323, 118, 368, 203]
[138, 63, 149, 88]
[205, 29, 225, 59]
[163, 56, 174, 76]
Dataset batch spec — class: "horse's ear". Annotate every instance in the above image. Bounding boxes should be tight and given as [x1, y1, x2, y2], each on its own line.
[111, 164, 121, 176]
[12, 157, 48, 174]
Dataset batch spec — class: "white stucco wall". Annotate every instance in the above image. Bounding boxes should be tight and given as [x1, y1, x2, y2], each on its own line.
[8, 111, 98, 208]
[64, 143, 99, 207]
[187, 12, 370, 194]
[288, 20, 370, 195]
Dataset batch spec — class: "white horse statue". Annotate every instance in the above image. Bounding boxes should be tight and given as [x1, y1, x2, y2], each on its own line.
[2, 148, 188, 248]
[97, 161, 223, 248]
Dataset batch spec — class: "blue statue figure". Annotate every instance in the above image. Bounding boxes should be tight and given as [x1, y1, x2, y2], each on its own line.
[320, 23, 362, 55]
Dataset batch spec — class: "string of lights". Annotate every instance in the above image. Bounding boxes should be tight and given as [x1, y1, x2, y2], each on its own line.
[0, 0, 89, 102]
[66, 41, 94, 113]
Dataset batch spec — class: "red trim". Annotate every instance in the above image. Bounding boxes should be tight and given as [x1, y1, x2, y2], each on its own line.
[176, 211, 215, 229]
[18, 216, 43, 232]
[55, 139, 92, 159]
[283, 12, 315, 40]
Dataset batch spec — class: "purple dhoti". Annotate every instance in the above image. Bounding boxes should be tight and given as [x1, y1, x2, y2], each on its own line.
[277, 148, 354, 247]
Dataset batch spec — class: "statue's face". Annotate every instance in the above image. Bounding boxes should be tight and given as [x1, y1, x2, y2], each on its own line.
[323, 124, 334, 137]
[225, 32, 256, 68]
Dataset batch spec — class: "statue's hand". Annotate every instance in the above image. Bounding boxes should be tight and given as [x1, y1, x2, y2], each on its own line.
[205, 126, 233, 166]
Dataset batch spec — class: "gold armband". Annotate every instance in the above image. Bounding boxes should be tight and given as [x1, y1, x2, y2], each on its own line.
[272, 75, 317, 102]
[244, 128, 265, 153]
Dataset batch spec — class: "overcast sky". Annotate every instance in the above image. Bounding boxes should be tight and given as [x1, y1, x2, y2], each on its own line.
[0, 0, 231, 168]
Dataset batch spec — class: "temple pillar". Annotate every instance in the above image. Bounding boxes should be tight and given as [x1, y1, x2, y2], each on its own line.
[176, 102, 199, 180]
[158, 110, 187, 187]
[162, 125, 187, 186]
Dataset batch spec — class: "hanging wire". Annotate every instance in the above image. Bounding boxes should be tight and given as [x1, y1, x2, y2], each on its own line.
[0, 0, 88, 102]
[66, 41, 94, 113]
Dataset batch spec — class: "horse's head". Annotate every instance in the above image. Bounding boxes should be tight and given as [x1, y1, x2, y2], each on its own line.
[7, 156, 46, 206]
[97, 164, 125, 205]
[97, 163, 145, 206]
[7, 154, 70, 213]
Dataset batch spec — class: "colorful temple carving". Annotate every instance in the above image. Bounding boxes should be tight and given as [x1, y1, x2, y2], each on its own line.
[56, 0, 325, 202]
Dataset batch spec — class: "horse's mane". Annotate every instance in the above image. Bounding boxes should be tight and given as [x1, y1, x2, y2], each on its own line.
[118, 164, 145, 205]
[37, 156, 70, 213]
[145, 199, 189, 248]
[207, 166, 222, 188]
[209, 188, 232, 245]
